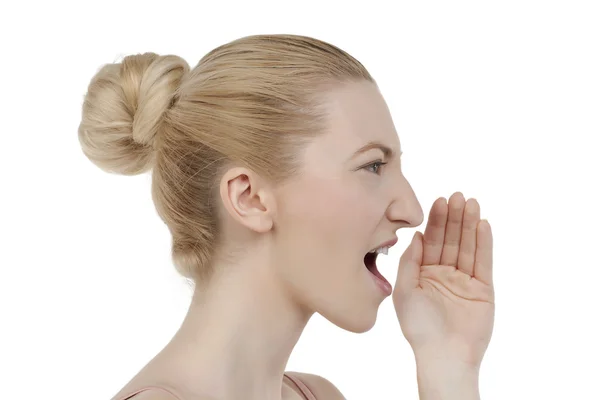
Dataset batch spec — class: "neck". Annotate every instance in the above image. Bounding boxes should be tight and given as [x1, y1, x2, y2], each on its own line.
[156, 257, 313, 400]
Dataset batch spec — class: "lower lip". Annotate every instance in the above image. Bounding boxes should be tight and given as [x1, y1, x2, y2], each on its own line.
[367, 264, 393, 297]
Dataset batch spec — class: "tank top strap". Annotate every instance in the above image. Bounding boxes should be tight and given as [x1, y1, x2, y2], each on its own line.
[115, 385, 183, 400]
[284, 373, 317, 400]
[117, 377, 316, 400]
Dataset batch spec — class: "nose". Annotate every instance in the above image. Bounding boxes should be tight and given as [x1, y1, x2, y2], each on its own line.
[385, 174, 424, 229]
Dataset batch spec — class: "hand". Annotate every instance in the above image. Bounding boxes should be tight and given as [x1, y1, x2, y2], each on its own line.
[393, 192, 494, 369]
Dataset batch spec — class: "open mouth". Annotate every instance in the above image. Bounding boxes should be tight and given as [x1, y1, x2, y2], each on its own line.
[363, 250, 392, 294]
[364, 251, 378, 272]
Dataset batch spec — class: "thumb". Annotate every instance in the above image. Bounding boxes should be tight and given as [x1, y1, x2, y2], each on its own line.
[394, 231, 423, 294]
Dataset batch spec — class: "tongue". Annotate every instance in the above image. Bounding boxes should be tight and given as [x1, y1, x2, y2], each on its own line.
[369, 262, 387, 282]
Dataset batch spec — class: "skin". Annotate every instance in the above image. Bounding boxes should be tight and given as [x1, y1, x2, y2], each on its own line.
[112, 80, 425, 400]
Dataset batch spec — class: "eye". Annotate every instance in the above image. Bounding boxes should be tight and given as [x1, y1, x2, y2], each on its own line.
[363, 160, 388, 175]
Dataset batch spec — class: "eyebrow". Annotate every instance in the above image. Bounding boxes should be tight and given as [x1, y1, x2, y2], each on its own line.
[350, 140, 402, 160]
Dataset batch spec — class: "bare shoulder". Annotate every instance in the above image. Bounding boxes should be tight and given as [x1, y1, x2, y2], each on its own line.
[286, 371, 346, 400]
[112, 388, 183, 400]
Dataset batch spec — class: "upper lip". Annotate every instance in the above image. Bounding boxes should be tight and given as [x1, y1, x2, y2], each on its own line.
[369, 237, 398, 252]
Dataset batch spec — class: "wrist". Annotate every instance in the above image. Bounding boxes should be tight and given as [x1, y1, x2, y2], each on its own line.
[417, 361, 480, 400]
[415, 358, 480, 400]
[412, 339, 484, 371]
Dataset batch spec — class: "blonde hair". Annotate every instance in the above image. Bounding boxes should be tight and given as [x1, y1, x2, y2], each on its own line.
[78, 34, 375, 285]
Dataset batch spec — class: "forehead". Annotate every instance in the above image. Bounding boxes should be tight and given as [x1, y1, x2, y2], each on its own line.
[316, 81, 401, 160]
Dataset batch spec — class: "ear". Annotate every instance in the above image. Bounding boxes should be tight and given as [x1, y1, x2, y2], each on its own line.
[219, 167, 275, 233]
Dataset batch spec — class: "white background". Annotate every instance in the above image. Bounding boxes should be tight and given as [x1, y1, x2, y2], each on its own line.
[1, 1, 599, 399]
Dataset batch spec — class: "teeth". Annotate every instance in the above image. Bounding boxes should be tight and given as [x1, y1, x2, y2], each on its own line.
[369, 246, 390, 255]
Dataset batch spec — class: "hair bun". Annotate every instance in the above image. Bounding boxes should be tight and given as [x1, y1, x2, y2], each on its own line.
[78, 52, 190, 175]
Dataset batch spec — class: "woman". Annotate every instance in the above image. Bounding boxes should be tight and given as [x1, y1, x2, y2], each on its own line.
[79, 34, 494, 400]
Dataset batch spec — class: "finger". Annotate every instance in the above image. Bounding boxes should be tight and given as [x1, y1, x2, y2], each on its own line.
[440, 192, 466, 266]
[421, 197, 448, 266]
[457, 198, 481, 276]
[474, 219, 493, 286]
[395, 231, 423, 293]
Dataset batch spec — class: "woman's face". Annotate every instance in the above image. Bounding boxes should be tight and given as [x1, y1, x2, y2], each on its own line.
[273, 81, 424, 333]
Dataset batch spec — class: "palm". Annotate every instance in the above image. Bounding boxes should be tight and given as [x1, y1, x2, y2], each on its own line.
[393, 193, 495, 367]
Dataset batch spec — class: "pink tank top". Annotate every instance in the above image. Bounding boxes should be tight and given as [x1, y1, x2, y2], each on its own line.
[114, 373, 317, 400]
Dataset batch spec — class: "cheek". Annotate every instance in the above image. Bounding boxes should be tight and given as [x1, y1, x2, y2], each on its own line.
[315, 179, 383, 232]
[282, 178, 381, 251]
[275, 178, 387, 308]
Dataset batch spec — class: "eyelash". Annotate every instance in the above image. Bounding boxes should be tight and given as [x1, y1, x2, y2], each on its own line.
[363, 160, 388, 175]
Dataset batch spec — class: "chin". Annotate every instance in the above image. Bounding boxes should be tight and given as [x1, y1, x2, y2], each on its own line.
[320, 308, 378, 334]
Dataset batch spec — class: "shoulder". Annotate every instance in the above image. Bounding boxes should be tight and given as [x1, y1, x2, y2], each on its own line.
[112, 387, 183, 400]
[286, 371, 346, 400]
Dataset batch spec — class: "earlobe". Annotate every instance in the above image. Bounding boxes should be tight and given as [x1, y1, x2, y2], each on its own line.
[219, 167, 274, 233]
